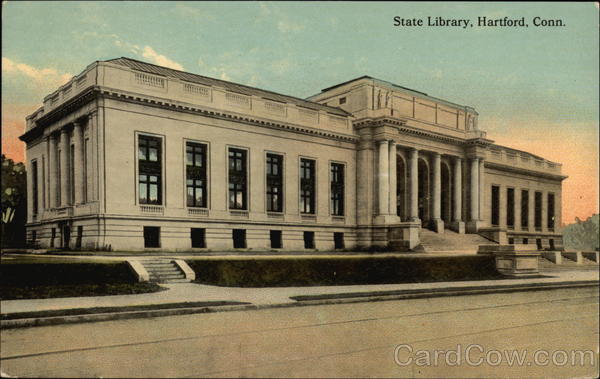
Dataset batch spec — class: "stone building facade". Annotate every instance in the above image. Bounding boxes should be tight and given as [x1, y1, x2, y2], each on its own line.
[20, 58, 566, 252]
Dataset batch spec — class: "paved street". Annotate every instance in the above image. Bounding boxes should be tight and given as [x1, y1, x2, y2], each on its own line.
[2, 287, 598, 378]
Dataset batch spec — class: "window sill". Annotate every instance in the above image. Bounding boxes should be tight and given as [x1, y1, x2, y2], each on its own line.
[140, 205, 164, 215]
[229, 210, 249, 218]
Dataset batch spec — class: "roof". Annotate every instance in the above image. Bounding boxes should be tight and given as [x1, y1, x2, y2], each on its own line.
[104, 57, 351, 117]
[315, 75, 476, 112]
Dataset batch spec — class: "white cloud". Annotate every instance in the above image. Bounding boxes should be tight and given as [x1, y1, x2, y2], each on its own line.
[2, 57, 71, 86]
[141, 46, 184, 70]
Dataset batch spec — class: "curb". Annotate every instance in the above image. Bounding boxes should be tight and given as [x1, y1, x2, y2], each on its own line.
[2, 280, 598, 329]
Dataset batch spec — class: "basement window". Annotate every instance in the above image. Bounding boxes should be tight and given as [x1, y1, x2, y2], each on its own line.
[334, 232, 345, 249]
[144, 226, 160, 248]
[191, 228, 206, 248]
[304, 231, 315, 249]
[233, 229, 246, 249]
[339, 97, 346, 105]
[270, 230, 282, 249]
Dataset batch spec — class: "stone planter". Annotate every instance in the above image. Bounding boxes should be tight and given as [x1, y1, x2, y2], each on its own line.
[478, 244, 541, 277]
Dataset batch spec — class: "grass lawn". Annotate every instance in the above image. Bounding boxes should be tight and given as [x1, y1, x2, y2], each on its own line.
[1, 282, 165, 300]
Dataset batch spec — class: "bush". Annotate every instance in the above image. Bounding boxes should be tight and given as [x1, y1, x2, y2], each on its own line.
[0, 262, 136, 286]
[186, 256, 500, 287]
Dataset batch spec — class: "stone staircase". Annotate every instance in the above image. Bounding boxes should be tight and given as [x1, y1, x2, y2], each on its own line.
[414, 229, 495, 254]
[139, 259, 190, 283]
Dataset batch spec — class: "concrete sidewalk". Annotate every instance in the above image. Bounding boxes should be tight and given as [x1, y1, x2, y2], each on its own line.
[2, 270, 598, 316]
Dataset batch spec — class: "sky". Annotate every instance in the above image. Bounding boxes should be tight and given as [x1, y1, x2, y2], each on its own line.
[2, 1, 598, 224]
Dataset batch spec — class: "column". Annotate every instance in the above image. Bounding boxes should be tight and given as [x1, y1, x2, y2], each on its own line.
[72, 122, 84, 204]
[377, 140, 389, 216]
[388, 140, 397, 216]
[431, 153, 444, 232]
[453, 157, 462, 222]
[59, 128, 69, 207]
[470, 158, 479, 221]
[408, 148, 419, 221]
[479, 158, 485, 221]
[48, 135, 58, 208]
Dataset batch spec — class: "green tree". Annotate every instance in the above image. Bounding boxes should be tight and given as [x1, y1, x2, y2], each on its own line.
[1, 154, 27, 248]
[562, 214, 599, 251]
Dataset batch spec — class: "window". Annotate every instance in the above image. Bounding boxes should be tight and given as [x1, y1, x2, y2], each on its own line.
[523, 238, 528, 245]
[57, 151, 61, 205]
[270, 230, 282, 249]
[508, 238, 514, 245]
[304, 231, 315, 249]
[549, 239, 555, 250]
[266, 153, 283, 212]
[50, 228, 56, 248]
[534, 192, 542, 231]
[232, 229, 246, 248]
[330, 163, 345, 216]
[521, 190, 529, 229]
[339, 97, 346, 105]
[76, 226, 83, 249]
[507, 188, 514, 229]
[191, 228, 206, 248]
[70, 144, 75, 204]
[300, 158, 316, 214]
[41, 156, 46, 209]
[228, 148, 247, 210]
[138, 135, 162, 205]
[547, 193, 555, 230]
[83, 138, 88, 202]
[334, 232, 345, 249]
[31, 160, 38, 215]
[491, 186, 500, 226]
[536, 238, 542, 250]
[144, 226, 160, 248]
[186, 142, 207, 208]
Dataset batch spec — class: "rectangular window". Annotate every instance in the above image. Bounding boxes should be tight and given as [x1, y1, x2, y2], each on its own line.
[138, 135, 162, 205]
[547, 193, 555, 230]
[228, 148, 247, 210]
[70, 144, 75, 204]
[303, 231, 315, 249]
[186, 142, 207, 208]
[232, 229, 246, 249]
[534, 191, 542, 231]
[50, 228, 56, 248]
[508, 237, 514, 245]
[83, 138, 88, 203]
[266, 153, 283, 212]
[330, 163, 345, 216]
[506, 188, 514, 229]
[523, 238, 528, 245]
[57, 151, 61, 205]
[270, 230, 282, 249]
[339, 97, 346, 105]
[300, 158, 316, 214]
[41, 156, 46, 209]
[491, 185, 500, 226]
[536, 238, 542, 250]
[143, 226, 160, 248]
[334, 232, 345, 249]
[191, 228, 206, 248]
[549, 239, 555, 250]
[521, 190, 529, 229]
[31, 160, 38, 215]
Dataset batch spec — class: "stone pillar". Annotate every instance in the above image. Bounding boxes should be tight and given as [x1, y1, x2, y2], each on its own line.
[408, 148, 419, 222]
[431, 152, 444, 232]
[388, 140, 397, 217]
[466, 157, 481, 233]
[377, 140, 389, 216]
[59, 128, 70, 207]
[72, 122, 84, 204]
[452, 157, 465, 233]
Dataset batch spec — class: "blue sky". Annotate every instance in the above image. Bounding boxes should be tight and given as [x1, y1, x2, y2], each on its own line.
[2, 1, 598, 221]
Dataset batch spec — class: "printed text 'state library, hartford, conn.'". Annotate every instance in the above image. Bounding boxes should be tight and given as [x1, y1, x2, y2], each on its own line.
[20, 58, 565, 252]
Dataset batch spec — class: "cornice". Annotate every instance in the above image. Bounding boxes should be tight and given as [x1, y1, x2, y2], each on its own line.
[21, 86, 359, 144]
[485, 161, 568, 181]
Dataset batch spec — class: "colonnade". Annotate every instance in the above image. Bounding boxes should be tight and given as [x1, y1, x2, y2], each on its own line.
[376, 139, 485, 232]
